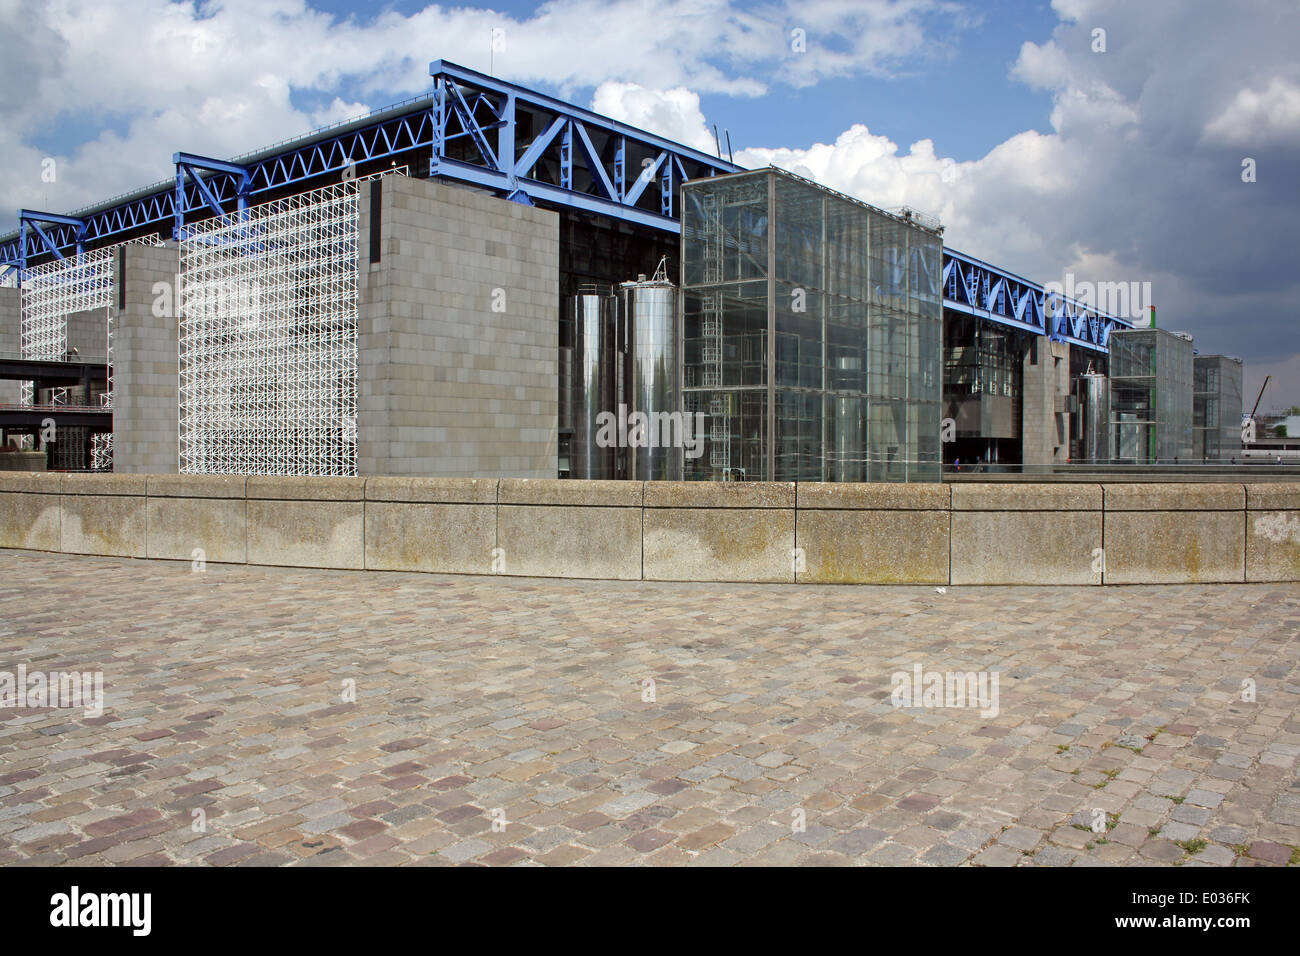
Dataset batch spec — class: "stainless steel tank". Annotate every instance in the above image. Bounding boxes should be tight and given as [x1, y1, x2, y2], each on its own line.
[831, 358, 864, 481]
[569, 287, 617, 479]
[1078, 371, 1109, 463]
[621, 275, 681, 480]
[558, 347, 572, 432]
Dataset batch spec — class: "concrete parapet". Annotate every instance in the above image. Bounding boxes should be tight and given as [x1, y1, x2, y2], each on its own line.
[366, 477, 497, 574]
[1102, 483, 1244, 584]
[145, 475, 247, 564]
[796, 483, 949, 584]
[951, 483, 1102, 585]
[59, 474, 146, 557]
[0, 477, 1285, 586]
[644, 481, 794, 583]
[246, 477, 365, 569]
[1245, 483, 1300, 582]
[0, 472, 62, 551]
[498, 478, 641, 579]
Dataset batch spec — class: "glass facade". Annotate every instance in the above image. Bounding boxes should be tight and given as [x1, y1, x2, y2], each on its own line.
[942, 311, 1026, 466]
[681, 169, 943, 482]
[1107, 328, 1194, 462]
[1193, 355, 1243, 461]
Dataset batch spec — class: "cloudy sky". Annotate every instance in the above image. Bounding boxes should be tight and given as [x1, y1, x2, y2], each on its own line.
[1, 0, 1296, 408]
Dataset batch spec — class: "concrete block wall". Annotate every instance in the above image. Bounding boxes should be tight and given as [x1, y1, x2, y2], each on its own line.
[0, 287, 22, 406]
[1103, 483, 1245, 583]
[357, 175, 559, 478]
[4, 474, 1298, 586]
[113, 243, 181, 474]
[1022, 340, 1070, 466]
[66, 308, 108, 363]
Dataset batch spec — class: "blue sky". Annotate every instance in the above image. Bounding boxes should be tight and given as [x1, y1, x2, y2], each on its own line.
[1, 0, 1298, 406]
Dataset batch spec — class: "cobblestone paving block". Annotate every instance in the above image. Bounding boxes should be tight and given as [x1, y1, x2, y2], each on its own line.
[0, 551, 1296, 867]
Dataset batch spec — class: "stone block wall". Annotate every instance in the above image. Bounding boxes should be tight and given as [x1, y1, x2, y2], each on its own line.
[357, 175, 559, 478]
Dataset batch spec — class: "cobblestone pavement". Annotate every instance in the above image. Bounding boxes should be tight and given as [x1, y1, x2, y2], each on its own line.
[1, 549, 1298, 867]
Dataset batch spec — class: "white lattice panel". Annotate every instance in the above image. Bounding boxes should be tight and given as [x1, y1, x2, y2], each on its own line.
[178, 180, 360, 476]
[19, 247, 116, 404]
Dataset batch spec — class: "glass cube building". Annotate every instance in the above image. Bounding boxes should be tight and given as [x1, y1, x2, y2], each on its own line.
[1107, 327, 1194, 462]
[680, 168, 943, 482]
[1193, 355, 1244, 461]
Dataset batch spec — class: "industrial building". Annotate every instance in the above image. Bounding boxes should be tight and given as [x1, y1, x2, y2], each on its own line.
[0, 60, 1242, 479]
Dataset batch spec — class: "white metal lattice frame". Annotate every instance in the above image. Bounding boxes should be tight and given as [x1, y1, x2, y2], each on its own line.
[178, 179, 361, 476]
[19, 247, 117, 405]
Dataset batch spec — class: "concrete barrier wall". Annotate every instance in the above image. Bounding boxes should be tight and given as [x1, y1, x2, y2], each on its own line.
[2, 474, 1298, 585]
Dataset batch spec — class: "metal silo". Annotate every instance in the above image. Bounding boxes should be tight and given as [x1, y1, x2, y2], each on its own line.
[621, 267, 681, 480]
[831, 357, 864, 481]
[569, 286, 617, 479]
[1078, 370, 1109, 463]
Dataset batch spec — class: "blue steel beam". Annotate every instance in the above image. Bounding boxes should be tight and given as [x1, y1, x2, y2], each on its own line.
[943, 248, 1131, 352]
[18, 210, 89, 270]
[173, 152, 252, 239]
[0, 59, 1128, 359]
[428, 59, 739, 228]
[1, 60, 737, 264]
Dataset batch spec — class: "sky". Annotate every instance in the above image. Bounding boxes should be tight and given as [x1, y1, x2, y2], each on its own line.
[1, 0, 1297, 409]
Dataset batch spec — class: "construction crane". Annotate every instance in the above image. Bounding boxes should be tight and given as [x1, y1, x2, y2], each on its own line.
[1248, 374, 1271, 424]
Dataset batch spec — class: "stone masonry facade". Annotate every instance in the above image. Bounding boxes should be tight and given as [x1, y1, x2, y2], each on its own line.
[356, 174, 559, 478]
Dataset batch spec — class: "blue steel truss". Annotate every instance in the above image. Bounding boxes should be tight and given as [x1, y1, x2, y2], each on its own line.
[942, 248, 1131, 353]
[0, 60, 738, 268]
[0, 60, 1128, 355]
[427, 59, 739, 230]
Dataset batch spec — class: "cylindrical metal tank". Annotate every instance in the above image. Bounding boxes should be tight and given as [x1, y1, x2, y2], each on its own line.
[557, 347, 572, 432]
[621, 275, 681, 480]
[831, 358, 864, 482]
[1079, 371, 1109, 463]
[569, 287, 617, 479]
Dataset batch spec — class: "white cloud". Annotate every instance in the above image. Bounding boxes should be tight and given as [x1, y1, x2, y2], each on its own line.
[1202, 77, 1300, 146]
[590, 83, 717, 155]
[0, 0, 964, 222]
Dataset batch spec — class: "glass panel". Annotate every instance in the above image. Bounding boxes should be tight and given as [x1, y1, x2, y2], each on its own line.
[682, 169, 942, 481]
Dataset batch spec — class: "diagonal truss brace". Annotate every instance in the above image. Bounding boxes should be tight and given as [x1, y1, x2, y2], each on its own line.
[173, 152, 252, 240]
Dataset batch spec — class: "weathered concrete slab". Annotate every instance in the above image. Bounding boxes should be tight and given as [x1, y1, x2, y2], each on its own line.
[246, 476, 366, 501]
[796, 482, 949, 511]
[953, 511, 1101, 585]
[246, 499, 364, 570]
[953, 482, 1103, 511]
[366, 501, 496, 574]
[0, 474, 62, 551]
[644, 508, 794, 583]
[146, 474, 247, 498]
[147, 497, 246, 564]
[644, 481, 793, 509]
[498, 503, 641, 580]
[1244, 484, 1300, 581]
[60, 492, 146, 558]
[365, 476, 498, 504]
[1103, 482, 1245, 511]
[1104, 512, 1245, 583]
[500, 478, 641, 507]
[798, 508, 948, 584]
